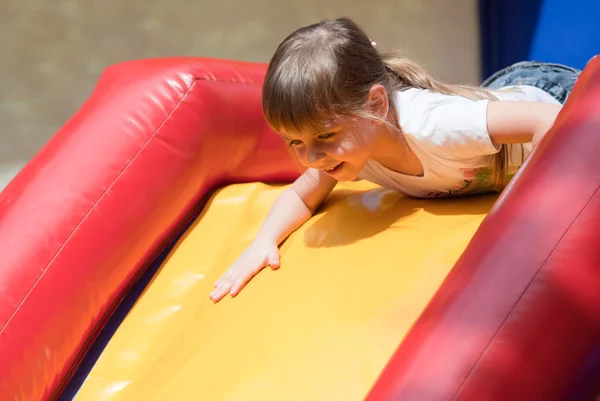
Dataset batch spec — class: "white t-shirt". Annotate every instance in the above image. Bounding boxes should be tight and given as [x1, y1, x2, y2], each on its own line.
[357, 85, 561, 198]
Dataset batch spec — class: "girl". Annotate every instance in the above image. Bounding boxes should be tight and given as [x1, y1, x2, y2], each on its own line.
[210, 17, 580, 302]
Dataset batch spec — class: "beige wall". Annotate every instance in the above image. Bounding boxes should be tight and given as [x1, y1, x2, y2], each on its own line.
[0, 0, 480, 185]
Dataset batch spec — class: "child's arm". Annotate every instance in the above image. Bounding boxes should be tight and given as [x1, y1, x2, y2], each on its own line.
[486, 101, 562, 147]
[256, 168, 339, 245]
[210, 168, 337, 302]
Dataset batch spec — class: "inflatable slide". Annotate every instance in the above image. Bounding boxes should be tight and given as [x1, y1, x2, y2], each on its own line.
[1, 56, 599, 401]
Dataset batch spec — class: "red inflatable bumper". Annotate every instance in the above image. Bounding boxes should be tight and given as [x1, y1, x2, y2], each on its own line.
[0, 58, 299, 400]
[366, 56, 600, 400]
[0, 56, 599, 400]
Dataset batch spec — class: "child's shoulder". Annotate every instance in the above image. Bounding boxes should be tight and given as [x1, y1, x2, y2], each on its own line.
[392, 88, 498, 158]
[393, 88, 488, 129]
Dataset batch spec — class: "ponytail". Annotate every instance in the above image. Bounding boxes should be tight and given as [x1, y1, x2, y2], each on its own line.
[382, 55, 509, 192]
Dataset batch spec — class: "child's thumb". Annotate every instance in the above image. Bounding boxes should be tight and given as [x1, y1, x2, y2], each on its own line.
[267, 251, 280, 270]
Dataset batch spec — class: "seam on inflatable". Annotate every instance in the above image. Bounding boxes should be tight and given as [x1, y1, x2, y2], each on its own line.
[0, 79, 206, 337]
[192, 68, 264, 86]
[451, 184, 600, 400]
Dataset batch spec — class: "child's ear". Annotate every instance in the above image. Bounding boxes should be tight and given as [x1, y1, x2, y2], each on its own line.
[367, 84, 389, 123]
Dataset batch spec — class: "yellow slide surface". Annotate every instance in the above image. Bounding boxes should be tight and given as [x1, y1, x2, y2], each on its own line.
[75, 181, 496, 401]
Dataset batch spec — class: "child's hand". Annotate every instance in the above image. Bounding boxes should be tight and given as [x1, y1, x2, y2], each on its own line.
[210, 239, 281, 302]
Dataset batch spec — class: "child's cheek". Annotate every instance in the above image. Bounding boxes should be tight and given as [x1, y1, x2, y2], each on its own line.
[341, 131, 374, 154]
[337, 137, 360, 155]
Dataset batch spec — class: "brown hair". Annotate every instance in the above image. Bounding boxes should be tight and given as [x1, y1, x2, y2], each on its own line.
[262, 17, 509, 192]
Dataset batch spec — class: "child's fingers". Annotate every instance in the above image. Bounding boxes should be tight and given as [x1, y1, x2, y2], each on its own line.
[229, 273, 252, 296]
[210, 287, 228, 302]
[211, 265, 251, 300]
[214, 274, 226, 287]
[213, 271, 232, 287]
[268, 253, 280, 270]
[212, 251, 274, 301]
[210, 279, 232, 301]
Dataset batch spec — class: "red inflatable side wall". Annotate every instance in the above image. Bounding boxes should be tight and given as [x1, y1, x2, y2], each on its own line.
[0, 58, 299, 401]
[366, 57, 600, 400]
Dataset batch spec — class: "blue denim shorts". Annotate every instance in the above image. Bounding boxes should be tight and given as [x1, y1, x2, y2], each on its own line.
[481, 61, 581, 105]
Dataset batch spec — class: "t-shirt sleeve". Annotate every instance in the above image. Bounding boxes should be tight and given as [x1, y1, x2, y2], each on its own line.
[398, 89, 501, 159]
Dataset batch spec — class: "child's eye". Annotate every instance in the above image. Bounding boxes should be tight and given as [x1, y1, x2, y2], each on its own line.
[317, 132, 335, 140]
[288, 139, 303, 147]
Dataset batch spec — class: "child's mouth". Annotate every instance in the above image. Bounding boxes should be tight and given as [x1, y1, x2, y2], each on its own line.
[325, 162, 343, 173]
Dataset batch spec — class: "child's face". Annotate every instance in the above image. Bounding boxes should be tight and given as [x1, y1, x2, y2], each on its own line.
[280, 115, 379, 181]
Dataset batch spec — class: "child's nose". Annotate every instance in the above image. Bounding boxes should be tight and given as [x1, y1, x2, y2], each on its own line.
[306, 148, 326, 164]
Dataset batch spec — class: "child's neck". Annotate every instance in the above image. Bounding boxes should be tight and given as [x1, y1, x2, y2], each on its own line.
[371, 125, 424, 177]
